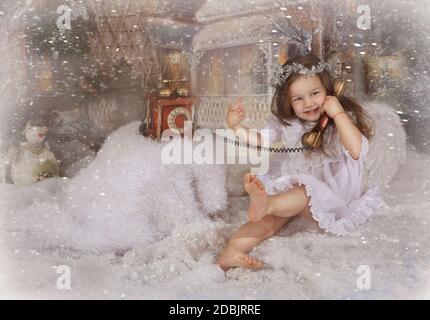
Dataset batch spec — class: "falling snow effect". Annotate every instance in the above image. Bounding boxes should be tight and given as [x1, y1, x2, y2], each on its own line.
[0, 146, 429, 299]
[0, 0, 429, 299]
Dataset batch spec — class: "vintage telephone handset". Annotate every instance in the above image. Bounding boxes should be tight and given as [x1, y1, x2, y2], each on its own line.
[301, 79, 346, 150]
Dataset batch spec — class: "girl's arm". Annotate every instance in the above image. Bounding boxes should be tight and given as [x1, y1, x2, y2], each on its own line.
[323, 96, 362, 160]
[333, 113, 362, 160]
[226, 97, 261, 146]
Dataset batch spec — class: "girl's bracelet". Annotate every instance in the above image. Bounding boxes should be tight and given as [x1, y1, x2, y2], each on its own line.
[332, 111, 347, 121]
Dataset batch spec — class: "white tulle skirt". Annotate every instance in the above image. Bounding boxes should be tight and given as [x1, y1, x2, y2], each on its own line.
[260, 173, 385, 235]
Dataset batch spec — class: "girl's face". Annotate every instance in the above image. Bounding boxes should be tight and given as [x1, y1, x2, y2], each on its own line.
[288, 75, 327, 122]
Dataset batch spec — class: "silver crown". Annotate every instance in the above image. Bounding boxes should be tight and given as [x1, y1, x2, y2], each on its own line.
[271, 62, 331, 86]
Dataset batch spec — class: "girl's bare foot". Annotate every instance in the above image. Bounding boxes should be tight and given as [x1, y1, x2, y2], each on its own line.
[217, 248, 263, 271]
[244, 173, 269, 222]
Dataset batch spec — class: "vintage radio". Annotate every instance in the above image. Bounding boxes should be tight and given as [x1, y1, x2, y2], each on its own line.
[139, 96, 195, 140]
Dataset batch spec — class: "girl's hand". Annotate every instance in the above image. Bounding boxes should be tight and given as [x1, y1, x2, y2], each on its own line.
[322, 96, 344, 118]
[226, 97, 246, 129]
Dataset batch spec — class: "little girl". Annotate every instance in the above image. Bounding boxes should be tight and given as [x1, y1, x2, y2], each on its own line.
[218, 54, 385, 271]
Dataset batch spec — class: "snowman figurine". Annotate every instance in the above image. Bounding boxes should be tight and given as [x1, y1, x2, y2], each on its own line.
[8, 121, 59, 185]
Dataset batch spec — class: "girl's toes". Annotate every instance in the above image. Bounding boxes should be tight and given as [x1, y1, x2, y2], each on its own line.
[241, 254, 263, 269]
[253, 257, 263, 267]
[251, 258, 262, 269]
[244, 173, 252, 184]
[255, 180, 264, 190]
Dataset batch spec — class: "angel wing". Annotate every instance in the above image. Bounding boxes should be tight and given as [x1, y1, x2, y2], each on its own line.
[363, 101, 407, 188]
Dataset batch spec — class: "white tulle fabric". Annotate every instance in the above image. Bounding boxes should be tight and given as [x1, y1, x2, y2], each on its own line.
[259, 114, 386, 235]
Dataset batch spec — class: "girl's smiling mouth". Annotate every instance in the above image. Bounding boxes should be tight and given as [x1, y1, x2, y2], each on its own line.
[304, 106, 320, 114]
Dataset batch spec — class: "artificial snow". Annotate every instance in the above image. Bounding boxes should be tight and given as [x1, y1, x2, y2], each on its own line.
[0, 122, 429, 299]
[0, 121, 227, 253]
[0, 0, 429, 301]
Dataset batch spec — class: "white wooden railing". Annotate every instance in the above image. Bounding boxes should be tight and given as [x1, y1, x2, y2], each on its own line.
[195, 95, 271, 130]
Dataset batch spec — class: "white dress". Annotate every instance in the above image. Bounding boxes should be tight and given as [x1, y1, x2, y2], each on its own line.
[259, 114, 386, 235]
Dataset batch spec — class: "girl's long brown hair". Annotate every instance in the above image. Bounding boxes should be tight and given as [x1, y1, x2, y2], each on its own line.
[271, 54, 374, 145]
